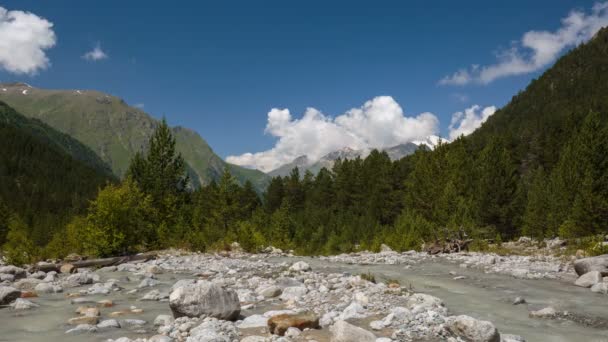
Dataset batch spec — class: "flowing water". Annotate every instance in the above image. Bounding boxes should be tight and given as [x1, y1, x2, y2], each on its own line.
[1, 257, 607, 342]
[280, 256, 608, 342]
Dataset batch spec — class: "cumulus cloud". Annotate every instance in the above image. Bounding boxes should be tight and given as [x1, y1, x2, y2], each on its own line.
[448, 105, 496, 140]
[440, 2, 608, 85]
[0, 6, 56, 75]
[82, 42, 108, 61]
[226, 96, 439, 172]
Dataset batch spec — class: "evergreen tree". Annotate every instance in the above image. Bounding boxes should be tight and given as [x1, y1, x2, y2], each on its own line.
[126, 118, 189, 221]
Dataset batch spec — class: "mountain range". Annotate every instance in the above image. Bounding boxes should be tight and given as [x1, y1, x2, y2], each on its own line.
[267, 137, 446, 178]
[0, 83, 269, 190]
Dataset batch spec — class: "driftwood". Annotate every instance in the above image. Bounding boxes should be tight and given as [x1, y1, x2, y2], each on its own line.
[423, 226, 473, 255]
[34, 252, 157, 272]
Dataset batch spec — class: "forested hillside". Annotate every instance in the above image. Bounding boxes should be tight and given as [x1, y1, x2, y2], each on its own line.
[0, 84, 269, 191]
[4, 27, 608, 263]
[0, 102, 113, 249]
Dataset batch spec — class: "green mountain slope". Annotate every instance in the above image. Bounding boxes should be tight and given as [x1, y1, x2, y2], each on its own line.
[0, 101, 113, 243]
[468, 28, 608, 174]
[0, 83, 269, 190]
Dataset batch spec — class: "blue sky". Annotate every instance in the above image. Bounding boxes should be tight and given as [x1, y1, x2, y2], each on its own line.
[0, 0, 604, 171]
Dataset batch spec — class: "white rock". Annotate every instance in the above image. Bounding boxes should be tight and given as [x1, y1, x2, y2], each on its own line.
[285, 327, 301, 338]
[574, 271, 603, 288]
[529, 307, 557, 318]
[279, 286, 308, 301]
[330, 320, 376, 342]
[591, 282, 608, 294]
[445, 315, 500, 342]
[238, 314, 268, 329]
[154, 314, 174, 326]
[257, 285, 282, 298]
[339, 302, 367, 320]
[289, 261, 311, 272]
[169, 280, 241, 320]
[0, 286, 20, 305]
[10, 298, 39, 310]
[97, 319, 121, 329]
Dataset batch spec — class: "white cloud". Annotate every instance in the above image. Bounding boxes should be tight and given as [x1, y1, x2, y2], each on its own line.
[226, 96, 439, 172]
[0, 7, 56, 75]
[134, 103, 145, 109]
[82, 42, 108, 61]
[448, 105, 496, 140]
[440, 2, 608, 85]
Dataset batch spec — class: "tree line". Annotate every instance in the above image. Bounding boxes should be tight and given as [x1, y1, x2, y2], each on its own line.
[3, 109, 608, 264]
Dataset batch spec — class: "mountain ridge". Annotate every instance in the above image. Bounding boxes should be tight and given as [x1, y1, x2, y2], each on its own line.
[0, 83, 269, 190]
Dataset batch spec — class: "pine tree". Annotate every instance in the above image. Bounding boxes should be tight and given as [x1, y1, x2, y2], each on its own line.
[264, 177, 285, 213]
[126, 118, 189, 213]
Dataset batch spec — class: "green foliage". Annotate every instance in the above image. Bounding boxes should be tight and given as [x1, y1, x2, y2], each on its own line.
[360, 271, 376, 283]
[82, 179, 155, 257]
[2, 217, 39, 266]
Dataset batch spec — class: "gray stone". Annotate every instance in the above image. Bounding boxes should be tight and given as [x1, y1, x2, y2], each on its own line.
[529, 307, 557, 318]
[0, 285, 20, 305]
[238, 314, 268, 328]
[279, 286, 308, 301]
[65, 324, 98, 334]
[97, 319, 121, 329]
[574, 255, 608, 276]
[169, 280, 240, 320]
[10, 298, 39, 310]
[154, 314, 174, 326]
[501, 334, 526, 342]
[445, 315, 500, 342]
[512, 297, 526, 305]
[257, 285, 282, 298]
[574, 271, 603, 288]
[0, 266, 26, 279]
[289, 261, 311, 272]
[590, 282, 608, 294]
[330, 320, 376, 342]
[35, 282, 63, 294]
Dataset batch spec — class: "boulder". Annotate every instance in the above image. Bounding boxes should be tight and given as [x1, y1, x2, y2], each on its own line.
[339, 302, 367, 320]
[0, 266, 26, 279]
[512, 297, 526, 305]
[268, 312, 319, 336]
[574, 255, 608, 276]
[35, 282, 63, 294]
[501, 334, 526, 342]
[330, 320, 375, 342]
[60, 264, 75, 274]
[153, 314, 174, 326]
[238, 314, 268, 329]
[68, 316, 100, 325]
[65, 324, 97, 334]
[169, 280, 240, 320]
[289, 261, 311, 272]
[445, 315, 500, 342]
[590, 282, 608, 294]
[97, 319, 121, 329]
[257, 285, 282, 298]
[574, 271, 603, 288]
[529, 307, 557, 318]
[0, 285, 20, 305]
[10, 298, 39, 310]
[279, 286, 308, 301]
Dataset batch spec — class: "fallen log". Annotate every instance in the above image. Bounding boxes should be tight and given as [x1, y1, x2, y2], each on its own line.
[34, 252, 157, 272]
[70, 253, 157, 269]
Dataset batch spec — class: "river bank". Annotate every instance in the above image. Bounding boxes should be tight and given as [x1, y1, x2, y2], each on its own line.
[0, 246, 607, 342]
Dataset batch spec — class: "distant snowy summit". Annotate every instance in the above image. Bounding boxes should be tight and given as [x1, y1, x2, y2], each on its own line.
[268, 135, 448, 178]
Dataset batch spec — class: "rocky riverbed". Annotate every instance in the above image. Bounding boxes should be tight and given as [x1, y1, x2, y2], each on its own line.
[1, 247, 608, 342]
